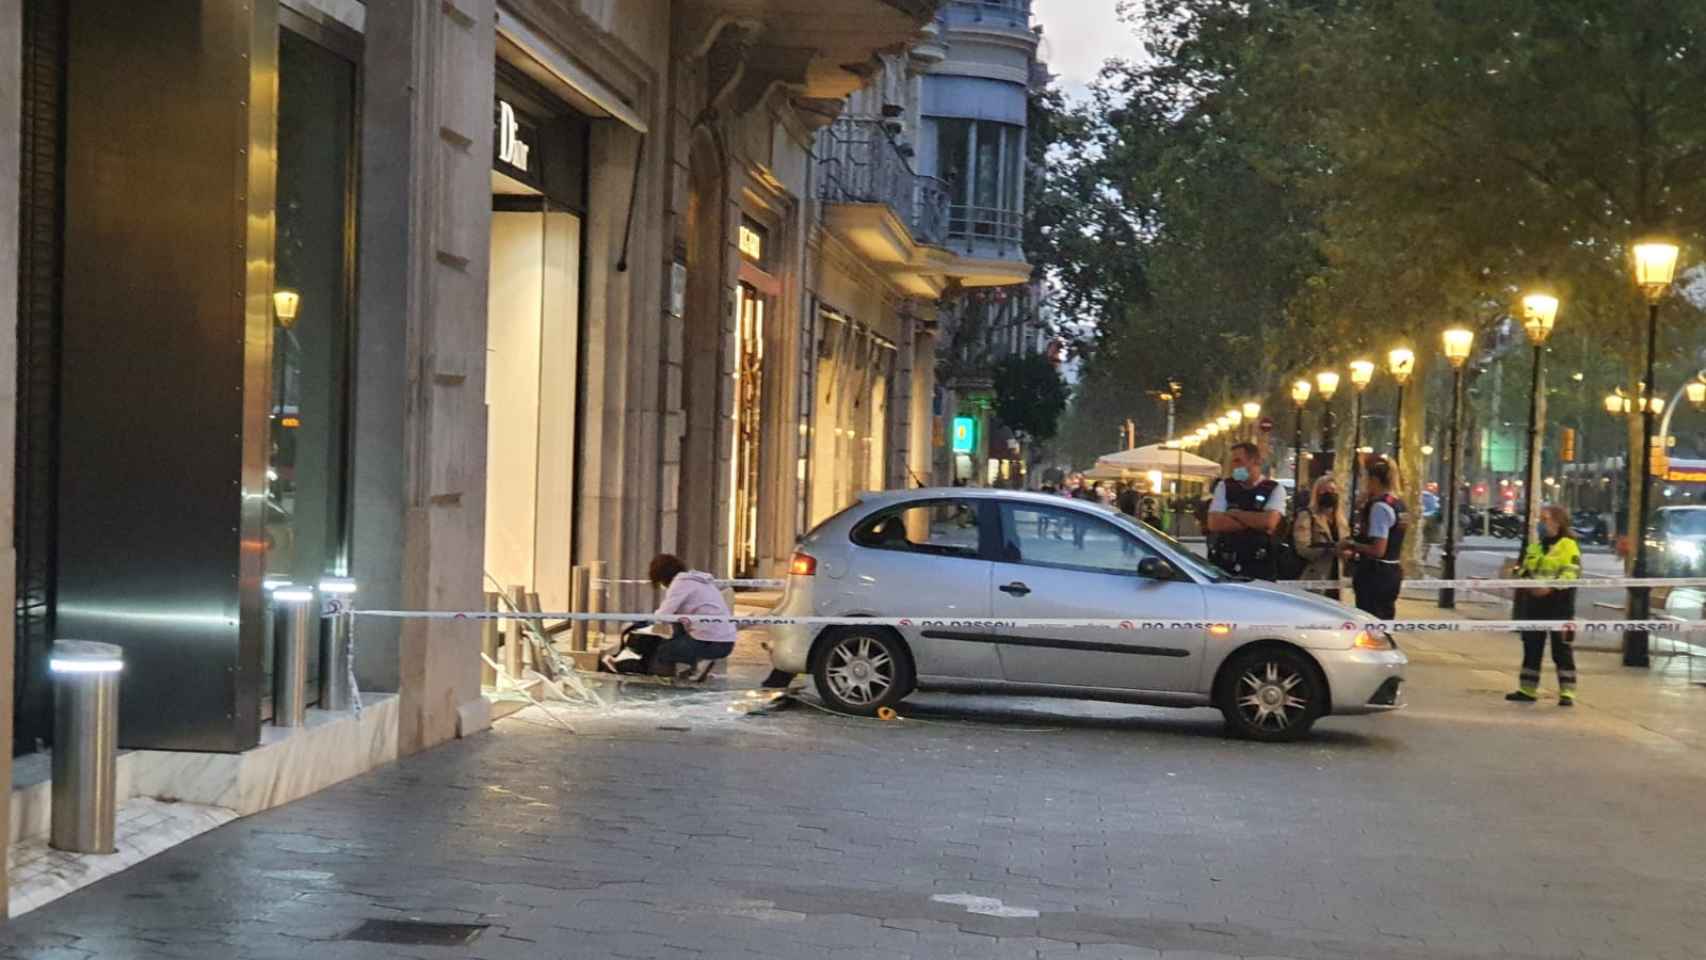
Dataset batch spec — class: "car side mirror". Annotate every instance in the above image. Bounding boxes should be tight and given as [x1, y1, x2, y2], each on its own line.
[1137, 557, 1177, 581]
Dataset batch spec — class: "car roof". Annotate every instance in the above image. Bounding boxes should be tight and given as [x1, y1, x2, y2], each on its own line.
[857, 487, 1121, 510]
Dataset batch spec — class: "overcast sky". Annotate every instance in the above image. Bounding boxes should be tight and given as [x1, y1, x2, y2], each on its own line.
[1032, 0, 1145, 98]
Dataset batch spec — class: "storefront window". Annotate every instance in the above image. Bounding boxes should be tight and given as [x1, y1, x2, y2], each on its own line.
[269, 29, 356, 588]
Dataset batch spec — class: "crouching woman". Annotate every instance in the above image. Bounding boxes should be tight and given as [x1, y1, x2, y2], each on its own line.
[649, 553, 737, 681]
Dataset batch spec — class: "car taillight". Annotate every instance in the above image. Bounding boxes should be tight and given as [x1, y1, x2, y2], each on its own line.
[789, 551, 817, 576]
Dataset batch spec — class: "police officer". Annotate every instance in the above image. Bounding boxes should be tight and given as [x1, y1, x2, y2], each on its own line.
[1207, 442, 1285, 579]
[1339, 458, 1406, 619]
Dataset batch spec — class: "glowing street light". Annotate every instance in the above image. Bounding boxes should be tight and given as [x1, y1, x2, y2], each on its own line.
[1440, 327, 1475, 609]
[1518, 290, 1562, 553]
[1625, 235, 1683, 666]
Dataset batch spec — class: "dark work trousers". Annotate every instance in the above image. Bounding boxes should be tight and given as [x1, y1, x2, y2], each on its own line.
[1519, 631, 1577, 694]
[1517, 589, 1578, 694]
[1351, 562, 1402, 620]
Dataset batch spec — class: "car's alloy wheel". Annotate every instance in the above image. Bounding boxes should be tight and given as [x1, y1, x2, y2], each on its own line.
[813, 629, 912, 715]
[1219, 648, 1322, 741]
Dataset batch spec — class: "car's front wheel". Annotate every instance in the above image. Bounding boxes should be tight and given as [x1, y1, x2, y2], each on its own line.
[1217, 646, 1325, 742]
[812, 627, 914, 715]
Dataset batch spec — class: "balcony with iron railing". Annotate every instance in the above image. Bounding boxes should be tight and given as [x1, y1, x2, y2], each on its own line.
[948, 205, 1023, 248]
[818, 116, 950, 248]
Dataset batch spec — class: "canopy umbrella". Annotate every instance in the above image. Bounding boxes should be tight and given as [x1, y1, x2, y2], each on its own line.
[1094, 443, 1221, 480]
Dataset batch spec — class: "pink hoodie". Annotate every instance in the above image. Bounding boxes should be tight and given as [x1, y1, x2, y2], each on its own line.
[653, 571, 737, 645]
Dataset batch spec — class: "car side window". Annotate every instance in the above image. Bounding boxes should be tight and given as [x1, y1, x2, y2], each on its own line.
[850, 500, 982, 559]
[1000, 503, 1158, 575]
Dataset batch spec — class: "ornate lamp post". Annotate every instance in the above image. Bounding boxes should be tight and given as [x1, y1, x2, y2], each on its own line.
[1387, 347, 1416, 457]
[1315, 371, 1341, 455]
[1347, 359, 1375, 514]
[1440, 327, 1476, 609]
[1624, 238, 1681, 667]
[1290, 379, 1312, 519]
[1518, 291, 1560, 554]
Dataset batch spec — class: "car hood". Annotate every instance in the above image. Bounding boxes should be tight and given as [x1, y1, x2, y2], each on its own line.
[1204, 580, 1379, 636]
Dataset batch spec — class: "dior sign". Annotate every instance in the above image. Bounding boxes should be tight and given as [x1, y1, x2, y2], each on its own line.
[495, 100, 532, 172]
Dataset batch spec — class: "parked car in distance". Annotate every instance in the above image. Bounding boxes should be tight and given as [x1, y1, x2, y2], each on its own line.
[1571, 509, 1610, 545]
[768, 489, 1407, 742]
[1649, 505, 1706, 576]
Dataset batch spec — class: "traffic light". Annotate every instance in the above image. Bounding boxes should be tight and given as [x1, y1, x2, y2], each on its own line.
[1560, 427, 1576, 462]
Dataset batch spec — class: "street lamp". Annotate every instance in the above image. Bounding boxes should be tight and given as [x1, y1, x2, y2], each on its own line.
[1315, 370, 1340, 453]
[1290, 379, 1312, 514]
[1625, 236, 1681, 667]
[1688, 378, 1706, 408]
[1440, 327, 1475, 609]
[1241, 401, 1263, 445]
[1388, 347, 1416, 458]
[1518, 291, 1560, 554]
[1347, 360, 1375, 513]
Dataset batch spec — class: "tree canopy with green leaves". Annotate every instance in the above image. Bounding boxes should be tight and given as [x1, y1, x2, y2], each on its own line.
[992, 352, 1070, 443]
[1037, 0, 1706, 553]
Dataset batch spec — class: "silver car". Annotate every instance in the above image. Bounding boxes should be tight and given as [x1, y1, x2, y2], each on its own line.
[769, 488, 1406, 741]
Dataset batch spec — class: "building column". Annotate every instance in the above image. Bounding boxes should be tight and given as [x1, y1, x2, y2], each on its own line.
[0, 0, 23, 918]
[386, 0, 496, 754]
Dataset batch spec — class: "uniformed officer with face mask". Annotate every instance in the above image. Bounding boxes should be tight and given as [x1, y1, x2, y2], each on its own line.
[1207, 442, 1285, 579]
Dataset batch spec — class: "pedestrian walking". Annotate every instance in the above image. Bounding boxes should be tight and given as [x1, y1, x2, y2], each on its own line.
[1507, 504, 1582, 706]
[1207, 442, 1284, 579]
[1339, 459, 1406, 619]
[1293, 475, 1345, 599]
[1115, 483, 1140, 518]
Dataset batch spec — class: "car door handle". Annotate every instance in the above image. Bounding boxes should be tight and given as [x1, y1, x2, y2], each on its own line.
[999, 581, 1031, 597]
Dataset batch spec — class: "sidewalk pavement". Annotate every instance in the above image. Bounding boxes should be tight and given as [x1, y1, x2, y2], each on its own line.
[1391, 594, 1706, 749]
[7, 594, 1706, 959]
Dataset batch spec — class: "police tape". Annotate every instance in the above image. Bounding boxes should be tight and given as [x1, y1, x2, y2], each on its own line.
[1290, 576, 1706, 591]
[597, 576, 1706, 593]
[348, 608, 1706, 635]
[593, 578, 786, 589]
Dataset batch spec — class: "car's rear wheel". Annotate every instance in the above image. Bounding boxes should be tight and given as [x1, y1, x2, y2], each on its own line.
[812, 627, 914, 716]
[1217, 646, 1324, 742]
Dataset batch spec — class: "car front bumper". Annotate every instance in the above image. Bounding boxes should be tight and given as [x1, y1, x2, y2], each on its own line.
[1320, 648, 1408, 715]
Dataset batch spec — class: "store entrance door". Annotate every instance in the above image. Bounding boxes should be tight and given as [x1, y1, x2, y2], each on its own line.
[485, 180, 582, 612]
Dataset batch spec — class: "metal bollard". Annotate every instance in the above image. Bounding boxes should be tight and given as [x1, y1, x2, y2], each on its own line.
[319, 578, 357, 712]
[50, 640, 123, 854]
[569, 565, 589, 652]
[505, 585, 527, 679]
[480, 592, 500, 687]
[587, 560, 607, 649]
[272, 587, 314, 726]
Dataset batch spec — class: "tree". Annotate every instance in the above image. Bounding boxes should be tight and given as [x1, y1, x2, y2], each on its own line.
[992, 353, 1070, 443]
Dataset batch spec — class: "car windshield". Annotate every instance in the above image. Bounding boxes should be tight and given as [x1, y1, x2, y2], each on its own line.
[1098, 506, 1233, 582]
[1662, 510, 1706, 537]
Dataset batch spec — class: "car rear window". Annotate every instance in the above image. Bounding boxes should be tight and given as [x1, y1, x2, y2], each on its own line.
[850, 500, 982, 558]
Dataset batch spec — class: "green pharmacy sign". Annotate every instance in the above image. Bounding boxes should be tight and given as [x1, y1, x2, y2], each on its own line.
[951, 416, 977, 454]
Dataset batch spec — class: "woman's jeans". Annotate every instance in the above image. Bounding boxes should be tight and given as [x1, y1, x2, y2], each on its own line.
[657, 623, 733, 666]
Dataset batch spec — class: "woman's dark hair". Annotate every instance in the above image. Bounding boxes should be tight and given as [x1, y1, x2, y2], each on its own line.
[648, 553, 686, 589]
[1365, 458, 1394, 490]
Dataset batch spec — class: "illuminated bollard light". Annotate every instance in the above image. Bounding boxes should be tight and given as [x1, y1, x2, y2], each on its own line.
[272, 587, 315, 727]
[50, 640, 123, 854]
[319, 578, 357, 712]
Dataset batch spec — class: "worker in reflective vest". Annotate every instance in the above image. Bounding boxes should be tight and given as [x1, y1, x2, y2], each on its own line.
[1507, 504, 1582, 706]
